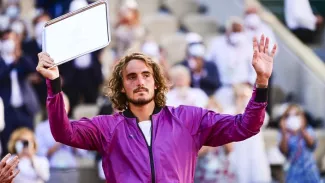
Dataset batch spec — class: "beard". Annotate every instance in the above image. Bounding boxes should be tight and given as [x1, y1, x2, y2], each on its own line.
[127, 94, 154, 106]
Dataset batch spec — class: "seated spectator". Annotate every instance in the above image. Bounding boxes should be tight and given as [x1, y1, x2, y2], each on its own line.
[0, 29, 39, 156]
[244, 6, 277, 56]
[231, 83, 272, 183]
[278, 104, 320, 183]
[206, 17, 256, 86]
[284, 0, 323, 44]
[115, 0, 147, 59]
[166, 65, 209, 108]
[23, 12, 52, 115]
[35, 93, 88, 183]
[8, 127, 50, 183]
[179, 43, 221, 96]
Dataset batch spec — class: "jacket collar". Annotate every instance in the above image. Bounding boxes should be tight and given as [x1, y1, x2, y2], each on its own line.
[122, 106, 163, 118]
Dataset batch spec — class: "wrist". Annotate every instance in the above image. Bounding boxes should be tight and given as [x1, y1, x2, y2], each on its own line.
[255, 77, 269, 88]
[49, 74, 59, 80]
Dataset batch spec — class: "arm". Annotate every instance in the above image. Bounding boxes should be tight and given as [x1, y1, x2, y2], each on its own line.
[301, 127, 317, 150]
[176, 87, 268, 149]
[31, 157, 50, 182]
[279, 130, 289, 157]
[46, 77, 106, 152]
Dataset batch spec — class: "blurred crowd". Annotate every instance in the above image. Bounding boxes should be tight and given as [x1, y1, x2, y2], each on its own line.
[0, 0, 324, 182]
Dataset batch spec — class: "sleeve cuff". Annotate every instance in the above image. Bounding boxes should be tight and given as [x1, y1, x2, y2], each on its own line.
[254, 87, 268, 103]
[46, 77, 62, 96]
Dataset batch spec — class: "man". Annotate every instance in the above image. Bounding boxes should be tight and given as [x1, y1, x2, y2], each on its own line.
[284, 0, 323, 44]
[206, 17, 255, 86]
[0, 154, 20, 183]
[180, 43, 221, 96]
[0, 30, 36, 156]
[36, 35, 277, 182]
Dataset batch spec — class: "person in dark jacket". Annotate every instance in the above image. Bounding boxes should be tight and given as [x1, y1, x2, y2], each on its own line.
[0, 30, 37, 156]
[35, 35, 277, 182]
[179, 43, 221, 96]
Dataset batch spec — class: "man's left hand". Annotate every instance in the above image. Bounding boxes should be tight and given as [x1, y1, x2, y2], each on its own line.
[252, 34, 277, 86]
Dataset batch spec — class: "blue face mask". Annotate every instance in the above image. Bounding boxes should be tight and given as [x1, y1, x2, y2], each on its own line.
[6, 5, 20, 19]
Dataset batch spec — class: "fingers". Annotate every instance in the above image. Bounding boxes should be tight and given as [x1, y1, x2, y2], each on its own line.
[264, 37, 269, 53]
[0, 154, 11, 167]
[253, 37, 258, 53]
[271, 44, 277, 57]
[259, 34, 265, 52]
[8, 169, 20, 181]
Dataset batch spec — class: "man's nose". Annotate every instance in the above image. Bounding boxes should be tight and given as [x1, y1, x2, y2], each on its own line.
[136, 76, 145, 86]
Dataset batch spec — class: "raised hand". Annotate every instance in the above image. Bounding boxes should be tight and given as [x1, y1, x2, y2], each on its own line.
[252, 34, 277, 86]
[0, 154, 20, 183]
[36, 52, 60, 80]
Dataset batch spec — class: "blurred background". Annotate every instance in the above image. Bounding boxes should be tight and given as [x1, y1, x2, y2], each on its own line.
[0, 0, 325, 182]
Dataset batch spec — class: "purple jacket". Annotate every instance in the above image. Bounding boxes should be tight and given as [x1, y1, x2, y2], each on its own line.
[46, 78, 268, 183]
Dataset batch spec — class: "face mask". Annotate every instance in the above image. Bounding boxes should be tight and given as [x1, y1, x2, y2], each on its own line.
[245, 14, 262, 29]
[11, 21, 24, 35]
[6, 5, 20, 19]
[1, 39, 15, 55]
[188, 58, 197, 70]
[229, 32, 246, 46]
[286, 115, 302, 131]
[35, 21, 47, 46]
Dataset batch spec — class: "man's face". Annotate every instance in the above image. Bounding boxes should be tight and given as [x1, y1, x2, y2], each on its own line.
[122, 59, 156, 106]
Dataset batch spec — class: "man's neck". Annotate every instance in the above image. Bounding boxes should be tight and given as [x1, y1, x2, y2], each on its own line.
[129, 101, 155, 122]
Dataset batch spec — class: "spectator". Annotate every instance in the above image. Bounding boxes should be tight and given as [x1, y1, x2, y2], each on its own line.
[284, 0, 323, 44]
[35, 93, 87, 183]
[232, 83, 272, 183]
[166, 65, 209, 108]
[278, 104, 320, 183]
[23, 12, 52, 114]
[180, 43, 221, 96]
[244, 6, 277, 55]
[8, 127, 50, 183]
[0, 29, 38, 156]
[0, 153, 20, 183]
[206, 17, 256, 86]
[115, 0, 147, 59]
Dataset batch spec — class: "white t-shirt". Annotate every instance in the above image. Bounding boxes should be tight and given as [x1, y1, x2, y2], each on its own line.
[138, 120, 152, 146]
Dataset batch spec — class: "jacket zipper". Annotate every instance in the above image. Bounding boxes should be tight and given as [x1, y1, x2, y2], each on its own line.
[136, 116, 156, 183]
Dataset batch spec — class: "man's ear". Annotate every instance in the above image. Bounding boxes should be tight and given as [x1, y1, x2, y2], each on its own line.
[121, 87, 125, 93]
[154, 85, 157, 90]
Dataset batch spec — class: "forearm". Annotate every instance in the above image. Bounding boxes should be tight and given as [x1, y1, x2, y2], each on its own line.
[279, 131, 289, 156]
[301, 129, 315, 149]
[46, 78, 73, 144]
[46, 77, 102, 150]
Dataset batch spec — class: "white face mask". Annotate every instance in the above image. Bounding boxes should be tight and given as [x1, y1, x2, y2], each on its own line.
[15, 140, 24, 154]
[245, 14, 262, 29]
[286, 115, 302, 131]
[1, 39, 15, 55]
[35, 21, 47, 46]
[6, 5, 20, 19]
[188, 58, 197, 70]
[229, 32, 246, 46]
[11, 21, 24, 35]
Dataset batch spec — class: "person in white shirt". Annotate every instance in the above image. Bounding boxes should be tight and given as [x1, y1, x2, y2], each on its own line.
[206, 16, 256, 86]
[166, 65, 209, 108]
[284, 0, 323, 43]
[35, 93, 87, 183]
[231, 83, 272, 183]
[8, 127, 50, 183]
[244, 7, 278, 56]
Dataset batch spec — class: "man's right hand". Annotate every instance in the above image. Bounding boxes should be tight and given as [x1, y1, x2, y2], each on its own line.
[0, 154, 20, 183]
[36, 52, 60, 80]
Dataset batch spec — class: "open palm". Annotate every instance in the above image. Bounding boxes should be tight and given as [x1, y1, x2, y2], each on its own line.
[252, 35, 277, 80]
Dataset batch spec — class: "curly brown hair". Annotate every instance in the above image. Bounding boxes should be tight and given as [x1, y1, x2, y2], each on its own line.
[105, 52, 169, 110]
